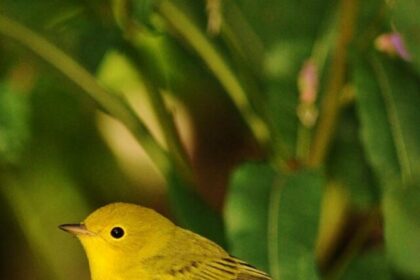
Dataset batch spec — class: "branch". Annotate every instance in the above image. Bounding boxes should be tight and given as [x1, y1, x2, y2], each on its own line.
[307, 0, 359, 167]
[0, 14, 172, 176]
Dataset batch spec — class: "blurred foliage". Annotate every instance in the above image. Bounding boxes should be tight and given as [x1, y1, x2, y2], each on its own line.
[0, 82, 29, 165]
[0, 0, 419, 279]
[225, 162, 276, 272]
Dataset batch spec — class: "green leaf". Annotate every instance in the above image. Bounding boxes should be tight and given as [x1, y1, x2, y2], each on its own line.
[373, 59, 420, 183]
[353, 56, 400, 184]
[0, 0, 81, 30]
[384, 183, 420, 278]
[353, 54, 420, 188]
[263, 28, 331, 158]
[327, 107, 379, 209]
[392, 0, 420, 74]
[225, 162, 277, 272]
[270, 169, 324, 280]
[225, 164, 324, 278]
[167, 169, 226, 248]
[266, 79, 300, 157]
[234, 0, 335, 46]
[0, 83, 30, 165]
[342, 249, 392, 280]
[132, 0, 156, 31]
[2, 0, 118, 71]
[354, 53, 420, 278]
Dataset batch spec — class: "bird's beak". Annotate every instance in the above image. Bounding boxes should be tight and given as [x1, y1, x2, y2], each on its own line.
[59, 223, 94, 236]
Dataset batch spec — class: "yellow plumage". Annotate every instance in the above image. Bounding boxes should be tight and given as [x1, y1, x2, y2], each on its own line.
[60, 202, 271, 280]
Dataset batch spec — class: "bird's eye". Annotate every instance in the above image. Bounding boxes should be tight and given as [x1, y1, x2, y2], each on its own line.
[110, 227, 125, 239]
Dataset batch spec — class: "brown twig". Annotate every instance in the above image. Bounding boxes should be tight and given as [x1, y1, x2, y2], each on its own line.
[308, 0, 359, 167]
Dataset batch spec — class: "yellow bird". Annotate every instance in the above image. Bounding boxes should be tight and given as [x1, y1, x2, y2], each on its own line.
[60, 202, 271, 280]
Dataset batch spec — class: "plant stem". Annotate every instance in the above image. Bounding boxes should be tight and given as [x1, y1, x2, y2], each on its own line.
[307, 0, 359, 167]
[157, 0, 270, 148]
[296, 125, 312, 160]
[120, 42, 193, 182]
[295, 9, 338, 162]
[221, 0, 265, 77]
[0, 14, 172, 176]
[370, 55, 411, 185]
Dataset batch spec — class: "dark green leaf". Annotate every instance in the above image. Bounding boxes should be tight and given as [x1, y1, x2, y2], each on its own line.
[353, 55, 400, 184]
[342, 249, 392, 280]
[0, 0, 81, 29]
[234, 0, 335, 46]
[373, 58, 420, 182]
[353, 54, 420, 188]
[132, 0, 156, 31]
[225, 162, 277, 272]
[1, 0, 118, 71]
[327, 107, 379, 209]
[354, 53, 420, 278]
[266, 81, 299, 157]
[167, 169, 226, 248]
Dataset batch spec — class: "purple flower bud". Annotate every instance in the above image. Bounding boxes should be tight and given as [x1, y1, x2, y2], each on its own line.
[375, 32, 411, 61]
[298, 59, 318, 104]
[390, 33, 411, 61]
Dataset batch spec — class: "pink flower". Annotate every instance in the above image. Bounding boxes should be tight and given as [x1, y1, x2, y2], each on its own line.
[297, 59, 319, 128]
[375, 32, 411, 61]
[298, 59, 318, 104]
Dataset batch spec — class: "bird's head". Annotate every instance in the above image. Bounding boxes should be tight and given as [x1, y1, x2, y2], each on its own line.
[60, 202, 174, 278]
